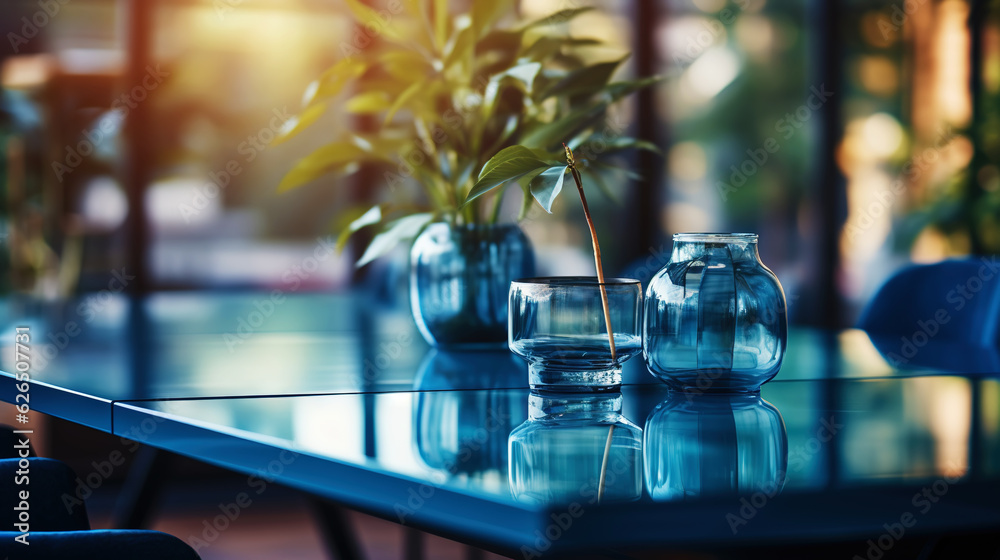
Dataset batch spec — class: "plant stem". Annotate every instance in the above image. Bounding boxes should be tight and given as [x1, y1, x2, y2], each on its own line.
[565, 145, 616, 361]
[597, 424, 614, 503]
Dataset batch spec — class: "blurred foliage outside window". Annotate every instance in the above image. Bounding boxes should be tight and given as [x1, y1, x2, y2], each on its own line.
[0, 0, 996, 327]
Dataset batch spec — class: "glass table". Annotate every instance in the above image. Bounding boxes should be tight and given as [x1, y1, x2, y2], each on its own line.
[2, 292, 998, 557]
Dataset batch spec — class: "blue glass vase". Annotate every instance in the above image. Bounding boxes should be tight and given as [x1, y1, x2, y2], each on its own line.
[410, 223, 535, 347]
[644, 393, 787, 500]
[643, 233, 786, 392]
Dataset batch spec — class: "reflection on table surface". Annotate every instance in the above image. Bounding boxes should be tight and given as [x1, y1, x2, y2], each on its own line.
[2, 292, 997, 403]
[120, 372, 1000, 508]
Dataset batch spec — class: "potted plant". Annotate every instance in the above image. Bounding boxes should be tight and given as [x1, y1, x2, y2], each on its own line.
[277, 0, 657, 347]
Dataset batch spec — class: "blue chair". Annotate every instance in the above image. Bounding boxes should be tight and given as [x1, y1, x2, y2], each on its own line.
[858, 258, 1000, 346]
[0, 457, 200, 559]
[0, 530, 200, 560]
[858, 259, 1000, 372]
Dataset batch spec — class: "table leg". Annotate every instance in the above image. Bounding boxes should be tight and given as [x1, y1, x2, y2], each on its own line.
[112, 445, 172, 529]
[310, 497, 366, 560]
[403, 525, 424, 560]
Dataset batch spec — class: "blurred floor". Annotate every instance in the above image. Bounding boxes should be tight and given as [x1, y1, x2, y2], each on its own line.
[86, 478, 508, 560]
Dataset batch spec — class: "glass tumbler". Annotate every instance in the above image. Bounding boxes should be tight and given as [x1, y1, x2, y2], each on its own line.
[509, 277, 642, 390]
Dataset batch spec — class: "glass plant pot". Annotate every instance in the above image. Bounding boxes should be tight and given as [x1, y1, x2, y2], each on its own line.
[509, 277, 642, 391]
[644, 393, 787, 501]
[410, 223, 535, 348]
[643, 233, 787, 393]
[508, 391, 642, 505]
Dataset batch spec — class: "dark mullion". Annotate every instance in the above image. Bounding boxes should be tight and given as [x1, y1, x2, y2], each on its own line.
[967, 0, 987, 255]
[810, 0, 847, 328]
[629, 0, 663, 270]
[122, 0, 154, 294]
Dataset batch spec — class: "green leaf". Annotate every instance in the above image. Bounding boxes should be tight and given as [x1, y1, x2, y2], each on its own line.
[465, 145, 552, 205]
[520, 101, 609, 149]
[522, 36, 603, 61]
[529, 165, 569, 213]
[273, 102, 327, 145]
[400, 0, 423, 17]
[443, 23, 475, 70]
[601, 76, 664, 103]
[434, 0, 449, 49]
[336, 204, 384, 252]
[483, 62, 542, 111]
[603, 137, 662, 155]
[357, 213, 434, 267]
[384, 79, 426, 125]
[475, 29, 523, 58]
[345, 91, 392, 114]
[302, 59, 368, 107]
[539, 57, 626, 100]
[499, 62, 542, 91]
[520, 7, 593, 30]
[380, 50, 433, 83]
[514, 167, 546, 220]
[481, 114, 519, 158]
[472, 0, 515, 38]
[278, 141, 367, 192]
[344, 0, 405, 41]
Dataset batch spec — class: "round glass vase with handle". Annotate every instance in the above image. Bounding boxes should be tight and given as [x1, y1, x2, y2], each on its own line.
[643, 233, 787, 393]
[410, 222, 535, 348]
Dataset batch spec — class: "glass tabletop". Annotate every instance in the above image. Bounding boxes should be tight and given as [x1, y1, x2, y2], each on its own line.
[3, 291, 999, 432]
[112, 372, 1000, 554]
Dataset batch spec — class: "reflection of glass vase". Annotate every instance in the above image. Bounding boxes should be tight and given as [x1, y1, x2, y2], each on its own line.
[414, 350, 525, 475]
[508, 391, 642, 505]
[644, 393, 787, 500]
